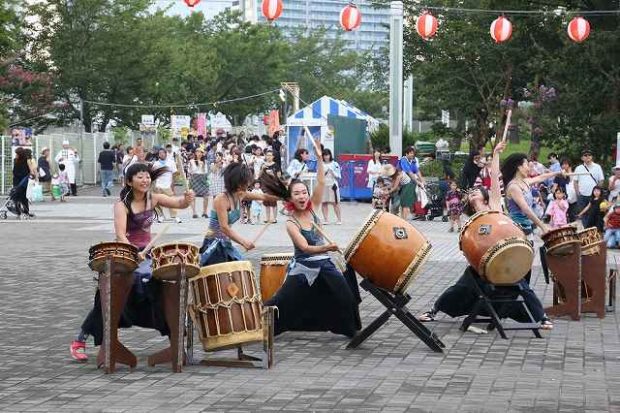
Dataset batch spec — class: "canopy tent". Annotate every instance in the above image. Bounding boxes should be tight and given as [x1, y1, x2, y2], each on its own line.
[285, 96, 378, 163]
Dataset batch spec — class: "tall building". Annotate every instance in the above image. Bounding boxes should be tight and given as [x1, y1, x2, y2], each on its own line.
[243, 0, 390, 53]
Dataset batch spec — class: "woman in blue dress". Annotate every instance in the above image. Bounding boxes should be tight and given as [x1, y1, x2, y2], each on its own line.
[200, 162, 279, 265]
[263, 138, 361, 338]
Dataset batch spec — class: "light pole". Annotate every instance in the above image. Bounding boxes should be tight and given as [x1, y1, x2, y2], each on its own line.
[389, 1, 404, 157]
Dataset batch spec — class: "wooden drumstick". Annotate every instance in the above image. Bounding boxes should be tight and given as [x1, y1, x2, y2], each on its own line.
[141, 223, 171, 256]
[566, 172, 591, 177]
[311, 222, 342, 253]
[501, 109, 512, 143]
[249, 222, 272, 247]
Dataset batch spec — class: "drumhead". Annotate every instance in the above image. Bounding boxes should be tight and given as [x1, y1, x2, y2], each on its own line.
[458, 210, 499, 251]
[192, 260, 253, 280]
[343, 209, 382, 261]
[483, 239, 534, 285]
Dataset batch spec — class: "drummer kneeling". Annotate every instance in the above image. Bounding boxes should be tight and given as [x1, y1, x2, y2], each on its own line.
[70, 163, 195, 362]
[418, 143, 553, 330]
[264, 139, 361, 338]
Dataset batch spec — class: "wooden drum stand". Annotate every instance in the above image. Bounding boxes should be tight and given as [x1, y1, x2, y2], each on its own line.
[97, 256, 138, 373]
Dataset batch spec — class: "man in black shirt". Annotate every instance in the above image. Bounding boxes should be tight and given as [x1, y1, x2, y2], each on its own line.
[98, 142, 116, 196]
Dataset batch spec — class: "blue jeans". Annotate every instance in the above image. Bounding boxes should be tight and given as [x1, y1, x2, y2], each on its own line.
[577, 195, 591, 216]
[101, 169, 114, 195]
[604, 229, 620, 248]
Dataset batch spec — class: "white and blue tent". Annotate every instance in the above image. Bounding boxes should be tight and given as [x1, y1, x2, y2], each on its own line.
[285, 96, 379, 162]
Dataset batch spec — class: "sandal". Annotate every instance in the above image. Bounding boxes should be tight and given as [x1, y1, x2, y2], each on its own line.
[540, 318, 554, 330]
[70, 340, 88, 362]
[417, 311, 436, 322]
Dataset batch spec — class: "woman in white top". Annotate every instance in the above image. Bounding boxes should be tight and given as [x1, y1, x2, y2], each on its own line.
[321, 149, 342, 225]
[366, 149, 382, 189]
[609, 166, 620, 202]
[189, 148, 209, 218]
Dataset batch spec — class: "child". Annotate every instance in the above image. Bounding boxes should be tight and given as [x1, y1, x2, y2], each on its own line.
[577, 185, 605, 232]
[546, 188, 568, 228]
[445, 181, 463, 232]
[604, 202, 620, 248]
[372, 177, 389, 211]
[57, 164, 70, 202]
[250, 181, 263, 224]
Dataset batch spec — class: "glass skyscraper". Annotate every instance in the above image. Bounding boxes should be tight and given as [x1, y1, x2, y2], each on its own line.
[240, 0, 390, 53]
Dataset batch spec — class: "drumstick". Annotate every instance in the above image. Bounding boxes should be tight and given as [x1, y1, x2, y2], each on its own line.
[250, 222, 272, 247]
[311, 222, 342, 253]
[501, 109, 512, 143]
[142, 223, 171, 255]
[566, 172, 592, 177]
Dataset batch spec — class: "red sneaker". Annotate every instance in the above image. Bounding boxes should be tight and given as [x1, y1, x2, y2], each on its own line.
[70, 340, 88, 362]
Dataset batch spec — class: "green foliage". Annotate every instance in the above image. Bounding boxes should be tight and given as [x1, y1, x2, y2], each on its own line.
[402, 0, 619, 160]
[112, 127, 131, 145]
[157, 126, 171, 144]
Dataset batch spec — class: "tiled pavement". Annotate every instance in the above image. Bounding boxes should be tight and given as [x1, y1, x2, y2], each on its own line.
[1, 197, 620, 412]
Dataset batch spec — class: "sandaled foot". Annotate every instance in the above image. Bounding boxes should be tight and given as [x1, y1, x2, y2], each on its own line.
[417, 311, 436, 322]
[540, 318, 554, 330]
[70, 340, 88, 362]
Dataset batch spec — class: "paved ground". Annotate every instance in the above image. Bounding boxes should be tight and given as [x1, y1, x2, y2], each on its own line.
[1, 186, 619, 412]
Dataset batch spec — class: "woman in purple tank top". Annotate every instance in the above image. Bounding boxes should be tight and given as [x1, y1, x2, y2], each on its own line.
[70, 163, 195, 362]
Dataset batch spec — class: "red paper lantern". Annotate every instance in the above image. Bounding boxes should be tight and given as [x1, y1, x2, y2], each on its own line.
[340, 4, 362, 32]
[567, 17, 590, 43]
[490, 16, 512, 43]
[261, 0, 283, 22]
[416, 12, 438, 40]
[184, 0, 200, 7]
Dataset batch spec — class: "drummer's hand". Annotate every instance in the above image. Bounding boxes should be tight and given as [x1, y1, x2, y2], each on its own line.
[242, 239, 256, 251]
[184, 189, 195, 203]
[494, 140, 507, 154]
[137, 251, 146, 262]
[324, 243, 340, 252]
[539, 223, 550, 236]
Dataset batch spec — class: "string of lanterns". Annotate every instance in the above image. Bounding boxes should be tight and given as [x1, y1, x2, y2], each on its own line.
[182, 1, 593, 43]
[415, 12, 591, 43]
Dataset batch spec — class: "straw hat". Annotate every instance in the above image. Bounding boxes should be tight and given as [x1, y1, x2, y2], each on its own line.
[381, 164, 396, 177]
[40, 147, 49, 154]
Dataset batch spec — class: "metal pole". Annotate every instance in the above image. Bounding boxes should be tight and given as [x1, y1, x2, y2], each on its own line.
[616, 132, 620, 167]
[1, 135, 5, 194]
[389, 1, 404, 157]
[403, 75, 414, 133]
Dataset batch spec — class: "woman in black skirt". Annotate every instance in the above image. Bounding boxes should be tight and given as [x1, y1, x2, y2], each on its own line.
[263, 138, 361, 338]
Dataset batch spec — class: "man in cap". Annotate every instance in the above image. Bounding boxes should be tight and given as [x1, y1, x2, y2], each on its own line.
[55, 140, 80, 196]
[573, 149, 604, 217]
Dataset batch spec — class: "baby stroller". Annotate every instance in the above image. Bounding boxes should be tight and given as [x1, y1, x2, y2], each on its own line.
[0, 177, 33, 220]
[422, 182, 446, 221]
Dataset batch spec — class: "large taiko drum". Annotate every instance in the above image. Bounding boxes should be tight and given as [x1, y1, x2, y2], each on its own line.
[343, 210, 432, 294]
[577, 227, 602, 256]
[188, 261, 263, 351]
[542, 225, 579, 256]
[151, 242, 200, 280]
[88, 242, 139, 273]
[259, 253, 292, 302]
[459, 210, 534, 285]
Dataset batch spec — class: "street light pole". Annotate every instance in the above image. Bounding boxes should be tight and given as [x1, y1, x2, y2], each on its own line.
[389, 1, 404, 157]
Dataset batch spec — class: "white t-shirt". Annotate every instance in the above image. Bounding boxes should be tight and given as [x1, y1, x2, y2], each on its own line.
[366, 159, 382, 188]
[574, 162, 604, 196]
[153, 157, 177, 189]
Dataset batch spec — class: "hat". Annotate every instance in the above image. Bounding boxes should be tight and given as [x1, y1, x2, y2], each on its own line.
[381, 164, 396, 177]
[613, 165, 620, 172]
[581, 149, 592, 156]
[62, 140, 69, 145]
[41, 147, 49, 154]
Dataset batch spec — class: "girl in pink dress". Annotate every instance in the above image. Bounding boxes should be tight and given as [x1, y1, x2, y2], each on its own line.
[547, 188, 569, 228]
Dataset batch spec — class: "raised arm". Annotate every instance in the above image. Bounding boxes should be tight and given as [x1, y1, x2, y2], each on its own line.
[506, 182, 548, 233]
[152, 190, 194, 210]
[310, 139, 325, 207]
[488, 141, 506, 211]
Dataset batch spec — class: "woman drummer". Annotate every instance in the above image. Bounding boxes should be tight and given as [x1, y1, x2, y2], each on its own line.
[417, 142, 555, 330]
[262, 138, 361, 338]
[200, 162, 279, 266]
[70, 163, 195, 362]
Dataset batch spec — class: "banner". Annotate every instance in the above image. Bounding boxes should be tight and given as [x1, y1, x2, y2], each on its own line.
[170, 115, 191, 137]
[196, 113, 207, 137]
[267, 110, 281, 137]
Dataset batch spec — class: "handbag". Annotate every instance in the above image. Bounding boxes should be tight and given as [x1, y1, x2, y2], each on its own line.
[31, 182, 44, 202]
[38, 167, 46, 178]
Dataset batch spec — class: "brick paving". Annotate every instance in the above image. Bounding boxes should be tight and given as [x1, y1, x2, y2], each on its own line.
[0, 198, 619, 412]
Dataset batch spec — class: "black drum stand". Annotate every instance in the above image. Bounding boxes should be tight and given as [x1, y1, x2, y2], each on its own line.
[346, 278, 445, 353]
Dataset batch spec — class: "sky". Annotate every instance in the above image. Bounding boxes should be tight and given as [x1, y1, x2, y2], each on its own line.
[150, 0, 235, 20]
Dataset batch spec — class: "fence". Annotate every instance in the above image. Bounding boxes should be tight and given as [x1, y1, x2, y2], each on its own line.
[0, 130, 178, 194]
